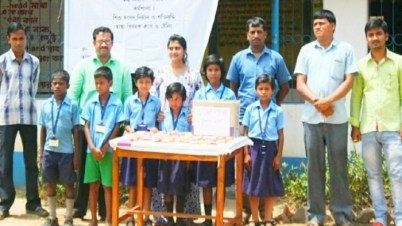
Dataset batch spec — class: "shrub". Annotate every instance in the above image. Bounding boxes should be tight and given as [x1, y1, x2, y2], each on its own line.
[282, 150, 393, 212]
[37, 153, 130, 206]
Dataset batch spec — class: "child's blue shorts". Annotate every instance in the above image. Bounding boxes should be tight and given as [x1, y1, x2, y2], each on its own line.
[41, 150, 77, 184]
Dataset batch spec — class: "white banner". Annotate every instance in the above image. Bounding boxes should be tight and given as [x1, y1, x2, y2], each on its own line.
[64, 0, 219, 72]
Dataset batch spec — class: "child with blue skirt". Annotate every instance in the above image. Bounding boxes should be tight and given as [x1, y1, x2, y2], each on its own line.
[119, 66, 161, 226]
[242, 75, 285, 226]
[191, 54, 236, 226]
[155, 82, 191, 226]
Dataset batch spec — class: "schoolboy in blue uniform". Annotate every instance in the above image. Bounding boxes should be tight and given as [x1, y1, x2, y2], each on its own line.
[191, 54, 236, 226]
[120, 66, 161, 226]
[242, 75, 285, 226]
[81, 66, 124, 226]
[156, 82, 191, 226]
[39, 69, 80, 226]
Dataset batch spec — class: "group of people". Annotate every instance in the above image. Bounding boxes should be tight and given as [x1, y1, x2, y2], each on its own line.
[0, 7, 401, 226]
[294, 10, 402, 226]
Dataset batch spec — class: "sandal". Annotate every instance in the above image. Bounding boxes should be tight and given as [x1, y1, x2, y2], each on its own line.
[26, 206, 49, 217]
[144, 218, 153, 226]
[126, 219, 135, 226]
[0, 211, 10, 220]
[263, 219, 277, 226]
[306, 221, 320, 226]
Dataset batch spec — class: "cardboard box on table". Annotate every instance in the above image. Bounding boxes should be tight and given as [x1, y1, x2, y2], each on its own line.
[192, 100, 240, 137]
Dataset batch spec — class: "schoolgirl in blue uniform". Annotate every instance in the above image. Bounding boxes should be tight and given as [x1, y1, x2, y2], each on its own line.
[242, 75, 285, 226]
[119, 66, 161, 226]
[191, 54, 236, 226]
[156, 82, 191, 226]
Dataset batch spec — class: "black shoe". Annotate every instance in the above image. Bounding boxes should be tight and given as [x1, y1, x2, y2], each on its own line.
[176, 219, 186, 226]
[71, 209, 85, 219]
[126, 219, 135, 226]
[26, 207, 49, 217]
[201, 220, 213, 226]
[144, 219, 153, 226]
[99, 215, 106, 221]
[166, 217, 175, 226]
[243, 211, 251, 224]
[0, 211, 10, 220]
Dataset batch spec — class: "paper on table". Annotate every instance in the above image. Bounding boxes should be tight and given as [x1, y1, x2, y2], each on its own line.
[193, 106, 230, 136]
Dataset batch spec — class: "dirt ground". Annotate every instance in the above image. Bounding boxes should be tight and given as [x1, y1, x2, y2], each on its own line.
[0, 188, 383, 226]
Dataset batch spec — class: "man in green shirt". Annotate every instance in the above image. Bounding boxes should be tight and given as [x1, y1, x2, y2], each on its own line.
[67, 26, 132, 220]
[349, 18, 402, 226]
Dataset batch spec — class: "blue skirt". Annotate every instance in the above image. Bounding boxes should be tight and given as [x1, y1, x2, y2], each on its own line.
[243, 138, 284, 197]
[120, 158, 159, 188]
[120, 157, 137, 186]
[191, 157, 235, 187]
[157, 160, 190, 196]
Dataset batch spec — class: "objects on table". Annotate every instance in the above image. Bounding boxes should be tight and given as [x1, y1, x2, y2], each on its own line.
[128, 131, 234, 145]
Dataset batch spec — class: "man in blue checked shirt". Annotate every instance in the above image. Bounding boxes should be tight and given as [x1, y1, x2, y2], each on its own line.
[0, 22, 49, 220]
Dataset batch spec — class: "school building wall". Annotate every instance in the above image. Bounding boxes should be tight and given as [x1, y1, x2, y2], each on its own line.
[12, 0, 368, 187]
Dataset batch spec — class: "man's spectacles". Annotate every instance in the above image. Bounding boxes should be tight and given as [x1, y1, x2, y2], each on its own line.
[96, 40, 112, 44]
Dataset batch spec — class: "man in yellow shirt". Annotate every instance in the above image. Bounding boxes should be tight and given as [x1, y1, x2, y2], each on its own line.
[349, 18, 402, 226]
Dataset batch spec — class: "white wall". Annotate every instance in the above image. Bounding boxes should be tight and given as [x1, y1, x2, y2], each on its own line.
[324, 0, 368, 59]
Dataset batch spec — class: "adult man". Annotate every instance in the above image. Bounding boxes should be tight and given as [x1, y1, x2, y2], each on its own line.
[226, 16, 291, 223]
[350, 18, 402, 226]
[67, 26, 132, 219]
[295, 9, 357, 226]
[227, 17, 291, 117]
[0, 22, 49, 220]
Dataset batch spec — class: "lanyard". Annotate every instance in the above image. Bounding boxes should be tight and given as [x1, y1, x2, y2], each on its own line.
[258, 106, 271, 141]
[204, 84, 225, 100]
[99, 95, 111, 123]
[140, 93, 150, 121]
[51, 95, 66, 137]
[170, 107, 182, 131]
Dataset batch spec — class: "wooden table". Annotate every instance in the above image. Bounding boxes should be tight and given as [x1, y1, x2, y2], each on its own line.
[110, 135, 252, 226]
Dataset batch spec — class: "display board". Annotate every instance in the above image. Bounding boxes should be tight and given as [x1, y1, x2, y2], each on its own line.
[64, 0, 219, 73]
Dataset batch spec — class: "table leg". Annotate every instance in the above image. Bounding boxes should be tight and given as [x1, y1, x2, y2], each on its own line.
[236, 149, 244, 225]
[137, 158, 144, 225]
[216, 155, 226, 226]
[112, 149, 120, 226]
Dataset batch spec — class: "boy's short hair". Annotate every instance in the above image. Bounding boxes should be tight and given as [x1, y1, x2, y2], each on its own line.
[134, 66, 155, 83]
[94, 66, 113, 81]
[165, 82, 186, 101]
[51, 69, 70, 84]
